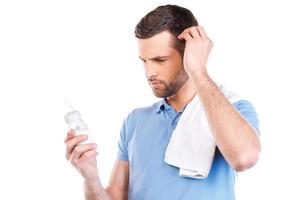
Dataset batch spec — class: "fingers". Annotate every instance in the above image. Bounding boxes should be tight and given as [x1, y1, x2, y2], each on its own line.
[65, 134, 88, 160]
[69, 143, 98, 166]
[196, 26, 209, 40]
[78, 149, 98, 162]
[64, 129, 75, 143]
[186, 27, 201, 39]
[178, 32, 193, 41]
[178, 26, 209, 41]
[71, 149, 98, 168]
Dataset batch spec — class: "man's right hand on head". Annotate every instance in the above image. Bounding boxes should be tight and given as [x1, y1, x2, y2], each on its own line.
[64, 129, 99, 182]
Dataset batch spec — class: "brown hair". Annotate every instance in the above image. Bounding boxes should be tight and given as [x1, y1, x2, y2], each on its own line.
[134, 4, 198, 56]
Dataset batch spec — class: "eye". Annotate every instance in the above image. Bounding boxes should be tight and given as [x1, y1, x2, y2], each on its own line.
[155, 59, 167, 63]
[139, 57, 146, 63]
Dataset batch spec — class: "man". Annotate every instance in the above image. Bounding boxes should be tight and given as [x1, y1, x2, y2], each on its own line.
[64, 4, 261, 200]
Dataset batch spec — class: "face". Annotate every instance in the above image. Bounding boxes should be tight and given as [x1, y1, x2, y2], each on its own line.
[138, 31, 189, 98]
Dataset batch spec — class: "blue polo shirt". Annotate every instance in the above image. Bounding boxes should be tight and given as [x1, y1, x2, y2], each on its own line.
[117, 98, 260, 200]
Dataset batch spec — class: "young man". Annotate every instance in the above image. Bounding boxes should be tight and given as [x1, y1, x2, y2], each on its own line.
[65, 4, 261, 200]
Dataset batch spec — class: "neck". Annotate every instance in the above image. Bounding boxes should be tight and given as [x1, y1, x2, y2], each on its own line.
[166, 78, 196, 112]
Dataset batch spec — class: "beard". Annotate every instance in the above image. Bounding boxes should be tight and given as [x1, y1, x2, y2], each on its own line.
[151, 68, 189, 98]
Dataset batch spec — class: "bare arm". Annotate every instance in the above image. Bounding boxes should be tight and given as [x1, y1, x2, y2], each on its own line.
[105, 160, 129, 200]
[65, 130, 129, 200]
[191, 73, 261, 171]
[84, 160, 129, 200]
[178, 26, 261, 171]
[84, 179, 111, 200]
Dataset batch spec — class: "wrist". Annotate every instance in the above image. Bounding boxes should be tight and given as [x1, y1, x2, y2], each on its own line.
[189, 69, 210, 82]
[84, 177, 101, 192]
[84, 176, 101, 186]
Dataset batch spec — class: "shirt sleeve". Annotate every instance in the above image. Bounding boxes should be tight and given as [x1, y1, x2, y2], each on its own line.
[116, 112, 131, 161]
[232, 100, 260, 135]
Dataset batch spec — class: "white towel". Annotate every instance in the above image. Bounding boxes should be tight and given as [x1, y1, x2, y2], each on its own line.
[164, 84, 242, 179]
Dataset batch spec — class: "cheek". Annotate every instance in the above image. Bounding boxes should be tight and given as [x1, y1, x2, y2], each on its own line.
[165, 60, 183, 76]
[158, 69, 175, 86]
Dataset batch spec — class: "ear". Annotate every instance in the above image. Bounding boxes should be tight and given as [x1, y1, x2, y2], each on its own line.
[173, 37, 186, 58]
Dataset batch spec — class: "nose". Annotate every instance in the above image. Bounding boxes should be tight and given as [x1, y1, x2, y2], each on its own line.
[144, 61, 159, 79]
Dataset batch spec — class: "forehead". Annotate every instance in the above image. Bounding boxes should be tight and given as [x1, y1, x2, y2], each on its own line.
[137, 31, 176, 57]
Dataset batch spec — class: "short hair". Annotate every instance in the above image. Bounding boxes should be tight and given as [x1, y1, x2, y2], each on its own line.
[134, 4, 198, 56]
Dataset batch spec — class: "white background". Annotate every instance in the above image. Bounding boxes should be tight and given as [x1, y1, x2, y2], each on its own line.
[0, 0, 299, 199]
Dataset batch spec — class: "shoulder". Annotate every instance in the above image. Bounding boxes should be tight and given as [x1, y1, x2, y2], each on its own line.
[123, 100, 162, 124]
[232, 99, 260, 135]
[232, 99, 257, 114]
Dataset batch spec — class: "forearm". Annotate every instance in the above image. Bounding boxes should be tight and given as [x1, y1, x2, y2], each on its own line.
[190, 72, 261, 171]
[84, 179, 113, 200]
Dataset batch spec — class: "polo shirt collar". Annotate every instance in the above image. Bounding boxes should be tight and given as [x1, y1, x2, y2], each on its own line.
[156, 98, 188, 113]
[156, 94, 199, 113]
[156, 98, 172, 113]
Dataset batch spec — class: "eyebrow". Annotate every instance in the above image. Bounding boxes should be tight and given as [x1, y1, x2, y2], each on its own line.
[139, 56, 169, 61]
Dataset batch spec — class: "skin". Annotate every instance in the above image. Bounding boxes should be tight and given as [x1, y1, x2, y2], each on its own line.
[138, 31, 189, 100]
[64, 26, 261, 200]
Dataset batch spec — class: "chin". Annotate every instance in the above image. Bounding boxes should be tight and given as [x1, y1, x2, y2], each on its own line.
[152, 90, 164, 98]
[152, 90, 172, 98]
[153, 93, 164, 98]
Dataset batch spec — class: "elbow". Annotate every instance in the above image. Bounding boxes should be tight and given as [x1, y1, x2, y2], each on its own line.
[232, 148, 260, 172]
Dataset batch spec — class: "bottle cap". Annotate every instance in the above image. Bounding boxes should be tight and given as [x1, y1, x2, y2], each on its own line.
[64, 110, 81, 124]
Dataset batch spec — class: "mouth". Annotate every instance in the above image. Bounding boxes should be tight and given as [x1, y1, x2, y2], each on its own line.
[150, 81, 162, 89]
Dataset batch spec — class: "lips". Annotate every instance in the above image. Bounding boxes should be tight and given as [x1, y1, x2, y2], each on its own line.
[151, 81, 161, 85]
[150, 81, 161, 88]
